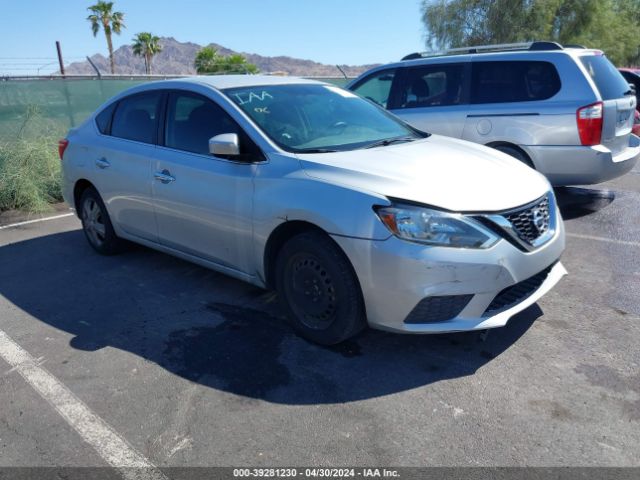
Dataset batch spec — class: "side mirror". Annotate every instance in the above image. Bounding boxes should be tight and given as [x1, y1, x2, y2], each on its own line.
[629, 83, 637, 95]
[209, 133, 240, 157]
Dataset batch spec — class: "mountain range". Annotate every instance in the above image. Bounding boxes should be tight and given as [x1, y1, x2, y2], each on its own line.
[64, 37, 379, 77]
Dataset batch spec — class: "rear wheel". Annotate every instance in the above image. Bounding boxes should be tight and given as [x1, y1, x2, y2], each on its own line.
[275, 231, 366, 345]
[79, 187, 124, 255]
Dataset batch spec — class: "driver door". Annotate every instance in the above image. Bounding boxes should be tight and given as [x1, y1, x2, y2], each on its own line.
[151, 90, 261, 273]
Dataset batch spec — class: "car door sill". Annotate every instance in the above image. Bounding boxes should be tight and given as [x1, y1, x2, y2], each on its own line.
[118, 232, 262, 287]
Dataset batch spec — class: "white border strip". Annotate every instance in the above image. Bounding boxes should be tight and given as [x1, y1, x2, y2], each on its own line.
[0, 213, 74, 230]
[567, 232, 640, 248]
[0, 330, 168, 480]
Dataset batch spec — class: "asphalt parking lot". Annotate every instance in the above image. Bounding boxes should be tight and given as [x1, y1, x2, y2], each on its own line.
[0, 164, 639, 474]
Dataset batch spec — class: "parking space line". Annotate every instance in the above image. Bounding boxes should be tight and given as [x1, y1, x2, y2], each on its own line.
[0, 213, 75, 230]
[566, 232, 640, 248]
[0, 329, 168, 480]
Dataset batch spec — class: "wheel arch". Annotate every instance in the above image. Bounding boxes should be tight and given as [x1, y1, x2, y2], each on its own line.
[73, 179, 95, 214]
[485, 141, 535, 168]
[261, 218, 369, 291]
[263, 220, 328, 289]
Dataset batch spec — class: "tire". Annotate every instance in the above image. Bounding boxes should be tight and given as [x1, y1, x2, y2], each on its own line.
[79, 187, 124, 255]
[275, 231, 366, 345]
[493, 145, 534, 169]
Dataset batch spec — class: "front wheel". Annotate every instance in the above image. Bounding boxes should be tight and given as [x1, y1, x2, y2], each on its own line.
[79, 187, 124, 255]
[275, 231, 366, 345]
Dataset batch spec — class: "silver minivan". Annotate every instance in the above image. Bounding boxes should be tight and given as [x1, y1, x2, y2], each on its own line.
[347, 42, 639, 185]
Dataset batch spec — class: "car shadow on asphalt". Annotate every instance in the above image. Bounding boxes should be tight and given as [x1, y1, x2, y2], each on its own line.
[554, 186, 615, 220]
[0, 229, 542, 405]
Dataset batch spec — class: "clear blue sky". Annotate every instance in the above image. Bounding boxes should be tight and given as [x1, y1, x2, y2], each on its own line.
[0, 0, 426, 74]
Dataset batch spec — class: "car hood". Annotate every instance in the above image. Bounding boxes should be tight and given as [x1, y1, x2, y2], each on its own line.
[296, 135, 551, 212]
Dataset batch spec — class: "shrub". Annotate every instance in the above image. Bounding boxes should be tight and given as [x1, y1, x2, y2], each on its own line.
[0, 106, 65, 213]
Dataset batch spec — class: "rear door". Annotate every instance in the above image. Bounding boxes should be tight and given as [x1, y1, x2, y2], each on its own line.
[461, 60, 565, 145]
[579, 54, 636, 154]
[93, 91, 163, 241]
[389, 62, 469, 138]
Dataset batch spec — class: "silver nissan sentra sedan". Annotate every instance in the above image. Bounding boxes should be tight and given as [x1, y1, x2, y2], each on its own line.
[60, 75, 566, 345]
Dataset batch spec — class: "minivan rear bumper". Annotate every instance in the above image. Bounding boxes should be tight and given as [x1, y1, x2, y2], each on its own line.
[525, 134, 639, 185]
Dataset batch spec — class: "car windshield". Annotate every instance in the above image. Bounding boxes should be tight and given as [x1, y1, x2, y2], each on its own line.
[223, 83, 424, 153]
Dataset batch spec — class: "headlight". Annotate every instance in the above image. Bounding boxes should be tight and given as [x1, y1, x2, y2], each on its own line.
[375, 203, 498, 249]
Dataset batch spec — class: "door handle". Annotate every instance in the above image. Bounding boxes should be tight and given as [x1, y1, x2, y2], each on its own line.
[154, 169, 176, 184]
[95, 158, 110, 169]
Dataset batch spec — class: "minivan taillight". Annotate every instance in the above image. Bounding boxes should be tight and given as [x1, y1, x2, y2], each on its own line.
[576, 102, 603, 146]
[58, 139, 69, 160]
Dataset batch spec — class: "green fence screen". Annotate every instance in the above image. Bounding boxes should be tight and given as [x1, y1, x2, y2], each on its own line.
[0, 76, 349, 139]
[0, 76, 349, 212]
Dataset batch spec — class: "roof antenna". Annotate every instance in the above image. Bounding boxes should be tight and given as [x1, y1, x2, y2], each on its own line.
[336, 65, 347, 80]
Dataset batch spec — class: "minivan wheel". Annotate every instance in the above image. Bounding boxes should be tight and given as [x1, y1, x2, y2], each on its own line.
[79, 187, 123, 255]
[275, 231, 366, 345]
[493, 145, 535, 169]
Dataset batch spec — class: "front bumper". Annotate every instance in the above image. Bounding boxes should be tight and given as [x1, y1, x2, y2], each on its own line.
[332, 211, 566, 334]
[525, 134, 639, 186]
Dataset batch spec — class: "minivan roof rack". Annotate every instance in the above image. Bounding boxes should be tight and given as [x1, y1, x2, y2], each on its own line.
[401, 41, 563, 61]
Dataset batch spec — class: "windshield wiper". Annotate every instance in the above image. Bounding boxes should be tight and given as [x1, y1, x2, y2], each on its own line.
[364, 136, 417, 149]
[295, 148, 339, 153]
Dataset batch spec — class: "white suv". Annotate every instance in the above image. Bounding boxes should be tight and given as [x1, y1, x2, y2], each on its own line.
[348, 42, 639, 185]
[60, 76, 566, 344]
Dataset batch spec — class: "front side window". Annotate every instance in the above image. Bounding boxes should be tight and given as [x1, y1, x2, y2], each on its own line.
[471, 61, 561, 104]
[110, 92, 162, 144]
[165, 92, 241, 155]
[350, 69, 397, 108]
[224, 84, 422, 153]
[399, 64, 466, 108]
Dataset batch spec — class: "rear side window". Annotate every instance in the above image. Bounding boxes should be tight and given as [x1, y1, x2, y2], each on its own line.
[111, 92, 162, 144]
[399, 64, 466, 108]
[471, 61, 561, 104]
[95, 103, 116, 134]
[580, 55, 632, 100]
[350, 69, 397, 108]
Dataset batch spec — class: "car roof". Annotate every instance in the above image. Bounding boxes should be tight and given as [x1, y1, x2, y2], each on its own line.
[162, 75, 326, 90]
[91, 75, 331, 118]
[346, 47, 604, 87]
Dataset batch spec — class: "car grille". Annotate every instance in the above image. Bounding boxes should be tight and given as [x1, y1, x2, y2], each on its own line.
[404, 294, 474, 324]
[504, 195, 551, 245]
[483, 263, 554, 316]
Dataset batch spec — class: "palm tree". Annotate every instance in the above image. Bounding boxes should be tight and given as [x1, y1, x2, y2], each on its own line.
[132, 32, 162, 75]
[87, 1, 125, 75]
[194, 47, 259, 74]
[194, 46, 221, 74]
[224, 54, 259, 74]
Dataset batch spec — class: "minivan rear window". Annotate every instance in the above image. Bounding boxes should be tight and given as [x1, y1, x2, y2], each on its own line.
[579, 54, 632, 100]
[471, 61, 561, 104]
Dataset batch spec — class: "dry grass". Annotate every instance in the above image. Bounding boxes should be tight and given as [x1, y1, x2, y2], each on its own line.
[0, 106, 65, 213]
